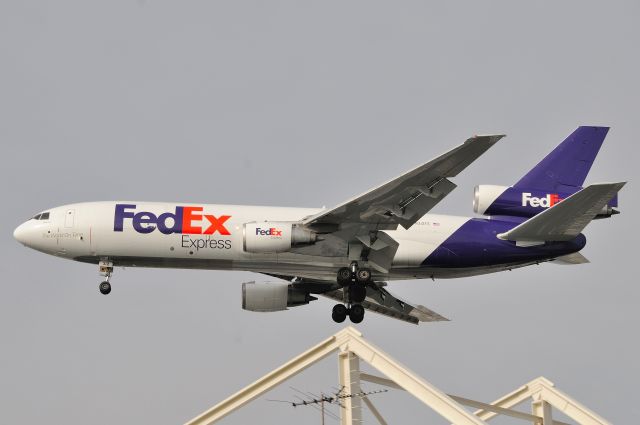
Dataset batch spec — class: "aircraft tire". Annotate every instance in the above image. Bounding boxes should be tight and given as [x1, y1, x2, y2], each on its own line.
[349, 304, 365, 323]
[355, 268, 372, 283]
[332, 304, 348, 323]
[337, 267, 352, 286]
[99, 281, 111, 295]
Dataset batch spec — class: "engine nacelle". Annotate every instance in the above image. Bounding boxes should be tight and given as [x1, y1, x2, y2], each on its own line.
[241, 281, 315, 312]
[473, 185, 509, 215]
[243, 221, 317, 253]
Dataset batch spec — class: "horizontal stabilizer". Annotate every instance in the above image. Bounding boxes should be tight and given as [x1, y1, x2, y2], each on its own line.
[553, 252, 590, 265]
[498, 182, 626, 242]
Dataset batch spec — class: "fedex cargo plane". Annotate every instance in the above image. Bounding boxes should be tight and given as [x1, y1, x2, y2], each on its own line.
[14, 126, 625, 324]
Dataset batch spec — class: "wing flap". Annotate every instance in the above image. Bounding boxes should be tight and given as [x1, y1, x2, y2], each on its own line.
[355, 231, 399, 273]
[498, 182, 625, 242]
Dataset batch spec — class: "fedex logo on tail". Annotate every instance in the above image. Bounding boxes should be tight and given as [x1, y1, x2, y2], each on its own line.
[114, 204, 231, 235]
[521, 193, 562, 208]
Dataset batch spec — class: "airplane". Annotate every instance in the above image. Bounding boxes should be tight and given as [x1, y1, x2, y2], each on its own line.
[13, 126, 625, 325]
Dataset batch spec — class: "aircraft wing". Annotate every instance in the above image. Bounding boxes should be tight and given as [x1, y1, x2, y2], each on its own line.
[303, 134, 505, 233]
[263, 274, 449, 325]
[320, 285, 449, 325]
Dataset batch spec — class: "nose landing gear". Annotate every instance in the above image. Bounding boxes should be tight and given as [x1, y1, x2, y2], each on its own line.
[332, 262, 371, 324]
[98, 259, 113, 295]
[99, 280, 111, 295]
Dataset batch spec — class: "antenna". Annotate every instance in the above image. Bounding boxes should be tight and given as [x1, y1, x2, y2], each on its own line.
[268, 386, 388, 424]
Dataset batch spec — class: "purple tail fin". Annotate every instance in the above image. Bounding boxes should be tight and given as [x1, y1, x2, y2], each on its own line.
[514, 126, 609, 193]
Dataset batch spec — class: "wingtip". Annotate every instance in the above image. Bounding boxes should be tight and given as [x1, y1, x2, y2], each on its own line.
[616, 181, 627, 190]
[413, 305, 451, 322]
[480, 133, 507, 137]
[473, 134, 507, 143]
[465, 134, 506, 146]
[418, 316, 451, 323]
[590, 181, 627, 190]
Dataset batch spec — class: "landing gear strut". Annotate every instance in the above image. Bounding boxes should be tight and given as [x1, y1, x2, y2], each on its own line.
[98, 259, 113, 295]
[332, 262, 372, 323]
[349, 285, 366, 303]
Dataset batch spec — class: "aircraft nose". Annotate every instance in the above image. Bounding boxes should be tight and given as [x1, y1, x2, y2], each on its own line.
[13, 222, 30, 245]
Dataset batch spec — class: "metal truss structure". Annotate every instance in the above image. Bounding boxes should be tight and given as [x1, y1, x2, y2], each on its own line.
[184, 327, 612, 425]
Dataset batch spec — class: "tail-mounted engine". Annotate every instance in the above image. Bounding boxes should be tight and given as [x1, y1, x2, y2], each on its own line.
[243, 221, 317, 253]
[241, 281, 317, 312]
[473, 185, 510, 215]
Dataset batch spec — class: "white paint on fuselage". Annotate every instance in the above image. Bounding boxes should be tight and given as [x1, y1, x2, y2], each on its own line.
[386, 215, 470, 267]
[14, 201, 477, 281]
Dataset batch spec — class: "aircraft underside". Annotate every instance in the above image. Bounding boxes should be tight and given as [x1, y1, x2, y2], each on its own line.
[74, 254, 545, 281]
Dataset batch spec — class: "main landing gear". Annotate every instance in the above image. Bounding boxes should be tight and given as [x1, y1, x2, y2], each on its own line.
[98, 259, 113, 295]
[332, 262, 371, 324]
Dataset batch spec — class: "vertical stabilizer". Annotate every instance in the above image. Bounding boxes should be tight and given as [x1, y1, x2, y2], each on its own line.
[514, 126, 609, 193]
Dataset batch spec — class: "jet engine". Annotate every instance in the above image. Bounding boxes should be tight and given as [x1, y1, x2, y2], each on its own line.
[243, 221, 317, 253]
[473, 185, 509, 215]
[241, 281, 316, 312]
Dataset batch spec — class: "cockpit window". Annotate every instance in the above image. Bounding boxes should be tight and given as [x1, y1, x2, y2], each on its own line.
[31, 212, 50, 220]
[32, 214, 41, 220]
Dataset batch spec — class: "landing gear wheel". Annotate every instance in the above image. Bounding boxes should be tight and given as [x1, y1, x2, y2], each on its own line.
[349, 304, 365, 323]
[332, 304, 348, 323]
[337, 267, 352, 286]
[356, 268, 372, 283]
[99, 281, 111, 295]
[349, 284, 367, 303]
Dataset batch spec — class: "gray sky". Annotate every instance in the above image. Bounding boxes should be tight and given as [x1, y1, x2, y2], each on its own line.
[1, 1, 638, 423]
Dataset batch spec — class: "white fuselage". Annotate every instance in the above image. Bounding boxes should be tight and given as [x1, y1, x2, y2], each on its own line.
[14, 201, 481, 281]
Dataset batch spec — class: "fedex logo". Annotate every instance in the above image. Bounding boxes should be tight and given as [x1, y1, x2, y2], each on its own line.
[521, 193, 562, 208]
[114, 204, 231, 235]
[255, 227, 283, 237]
